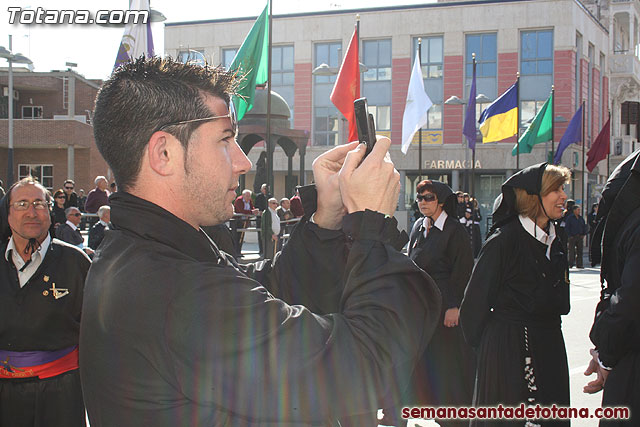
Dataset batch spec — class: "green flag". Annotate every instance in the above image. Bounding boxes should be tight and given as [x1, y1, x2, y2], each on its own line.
[512, 92, 553, 156]
[229, 1, 269, 121]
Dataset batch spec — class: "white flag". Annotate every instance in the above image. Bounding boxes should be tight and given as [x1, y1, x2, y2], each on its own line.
[401, 51, 433, 154]
[113, 0, 154, 70]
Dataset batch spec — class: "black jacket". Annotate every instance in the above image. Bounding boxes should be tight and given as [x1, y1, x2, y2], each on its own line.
[55, 223, 83, 246]
[64, 192, 79, 209]
[409, 215, 472, 310]
[88, 222, 108, 250]
[0, 237, 90, 352]
[80, 191, 441, 426]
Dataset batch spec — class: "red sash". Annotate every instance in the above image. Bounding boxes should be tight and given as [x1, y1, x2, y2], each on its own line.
[0, 347, 79, 379]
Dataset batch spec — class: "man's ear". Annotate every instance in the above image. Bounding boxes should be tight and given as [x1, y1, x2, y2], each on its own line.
[147, 132, 183, 176]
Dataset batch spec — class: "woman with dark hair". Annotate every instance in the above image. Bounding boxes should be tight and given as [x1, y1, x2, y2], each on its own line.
[460, 163, 571, 426]
[401, 180, 475, 426]
[50, 189, 67, 232]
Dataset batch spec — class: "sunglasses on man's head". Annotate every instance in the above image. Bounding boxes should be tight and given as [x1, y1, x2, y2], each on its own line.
[71, 213, 82, 217]
[64, 186, 73, 190]
[155, 100, 238, 134]
[416, 194, 437, 203]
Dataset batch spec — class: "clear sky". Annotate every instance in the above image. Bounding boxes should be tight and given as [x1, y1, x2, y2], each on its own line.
[0, 0, 434, 81]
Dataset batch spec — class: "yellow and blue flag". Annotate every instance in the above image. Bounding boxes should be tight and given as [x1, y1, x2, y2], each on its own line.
[479, 81, 518, 143]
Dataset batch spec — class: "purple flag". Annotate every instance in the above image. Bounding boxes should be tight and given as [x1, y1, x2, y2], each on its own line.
[554, 105, 583, 165]
[463, 61, 477, 152]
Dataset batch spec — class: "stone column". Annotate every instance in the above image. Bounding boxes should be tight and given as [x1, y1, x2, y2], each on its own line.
[67, 145, 75, 180]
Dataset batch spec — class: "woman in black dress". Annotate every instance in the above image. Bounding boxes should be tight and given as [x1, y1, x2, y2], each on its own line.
[406, 180, 475, 426]
[460, 163, 571, 426]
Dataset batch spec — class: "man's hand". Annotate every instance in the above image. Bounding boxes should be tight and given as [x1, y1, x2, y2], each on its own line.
[339, 137, 400, 216]
[312, 141, 360, 230]
[444, 307, 459, 327]
[251, 209, 260, 216]
[584, 348, 609, 394]
[271, 234, 278, 241]
[84, 247, 95, 256]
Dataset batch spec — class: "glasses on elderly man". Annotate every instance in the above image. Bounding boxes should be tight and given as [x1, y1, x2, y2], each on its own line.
[155, 101, 238, 134]
[416, 194, 437, 203]
[11, 200, 51, 210]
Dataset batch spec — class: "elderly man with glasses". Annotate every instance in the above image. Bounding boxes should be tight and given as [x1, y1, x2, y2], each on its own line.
[0, 177, 91, 427]
[80, 57, 440, 427]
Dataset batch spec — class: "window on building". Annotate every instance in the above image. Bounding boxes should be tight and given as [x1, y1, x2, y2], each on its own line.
[362, 39, 392, 131]
[19, 164, 53, 190]
[520, 100, 547, 129]
[313, 42, 341, 146]
[466, 33, 497, 78]
[177, 49, 206, 66]
[222, 48, 238, 69]
[521, 30, 553, 75]
[271, 45, 295, 122]
[413, 36, 443, 131]
[467, 33, 498, 131]
[22, 106, 43, 119]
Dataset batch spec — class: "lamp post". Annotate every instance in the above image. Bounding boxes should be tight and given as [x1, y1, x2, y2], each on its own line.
[0, 36, 33, 186]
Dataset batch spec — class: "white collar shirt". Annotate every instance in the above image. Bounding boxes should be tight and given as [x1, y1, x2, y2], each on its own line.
[269, 207, 281, 235]
[424, 211, 448, 237]
[518, 215, 556, 259]
[5, 234, 51, 288]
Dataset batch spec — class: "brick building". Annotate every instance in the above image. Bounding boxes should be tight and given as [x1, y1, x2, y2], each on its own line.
[0, 68, 110, 194]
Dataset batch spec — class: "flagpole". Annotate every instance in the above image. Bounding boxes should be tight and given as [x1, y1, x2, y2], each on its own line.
[582, 99, 586, 216]
[266, 0, 273, 192]
[516, 72, 521, 171]
[471, 53, 476, 196]
[607, 110, 611, 176]
[551, 85, 555, 163]
[418, 38, 423, 182]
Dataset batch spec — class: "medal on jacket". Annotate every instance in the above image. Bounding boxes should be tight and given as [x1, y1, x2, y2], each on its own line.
[49, 282, 69, 299]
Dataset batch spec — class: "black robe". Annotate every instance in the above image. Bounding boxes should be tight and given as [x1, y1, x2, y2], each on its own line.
[0, 237, 90, 427]
[460, 219, 570, 427]
[405, 215, 475, 414]
[79, 192, 441, 427]
[590, 150, 640, 426]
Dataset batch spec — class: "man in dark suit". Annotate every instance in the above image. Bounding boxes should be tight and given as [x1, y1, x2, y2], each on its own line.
[56, 207, 84, 247]
[88, 205, 110, 250]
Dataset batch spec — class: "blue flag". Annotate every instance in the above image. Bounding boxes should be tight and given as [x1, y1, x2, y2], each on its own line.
[554, 105, 583, 165]
[463, 62, 477, 152]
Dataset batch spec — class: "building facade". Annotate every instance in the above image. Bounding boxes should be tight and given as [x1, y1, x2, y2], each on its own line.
[0, 69, 110, 194]
[166, 0, 613, 233]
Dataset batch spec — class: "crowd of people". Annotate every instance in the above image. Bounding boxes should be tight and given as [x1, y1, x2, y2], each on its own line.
[0, 57, 637, 427]
[229, 184, 304, 259]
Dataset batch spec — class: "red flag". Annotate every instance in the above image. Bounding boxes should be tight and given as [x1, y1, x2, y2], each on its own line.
[586, 117, 611, 172]
[330, 25, 360, 143]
